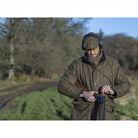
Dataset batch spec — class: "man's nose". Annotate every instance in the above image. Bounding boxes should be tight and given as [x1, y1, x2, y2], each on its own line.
[90, 50, 94, 54]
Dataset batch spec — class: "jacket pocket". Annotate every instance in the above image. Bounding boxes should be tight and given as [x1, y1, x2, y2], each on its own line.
[72, 100, 89, 111]
[105, 104, 115, 113]
[105, 95, 116, 113]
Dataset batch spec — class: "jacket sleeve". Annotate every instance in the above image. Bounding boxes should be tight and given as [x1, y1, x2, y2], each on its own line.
[57, 60, 84, 99]
[111, 59, 130, 99]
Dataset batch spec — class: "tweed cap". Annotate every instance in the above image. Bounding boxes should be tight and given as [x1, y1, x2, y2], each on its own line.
[82, 32, 100, 51]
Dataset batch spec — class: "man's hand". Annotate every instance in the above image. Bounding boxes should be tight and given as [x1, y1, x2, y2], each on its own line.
[83, 91, 98, 102]
[100, 85, 114, 95]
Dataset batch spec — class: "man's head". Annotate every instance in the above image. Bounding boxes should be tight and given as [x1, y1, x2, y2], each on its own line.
[82, 32, 102, 50]
[82, 32, 102, 58]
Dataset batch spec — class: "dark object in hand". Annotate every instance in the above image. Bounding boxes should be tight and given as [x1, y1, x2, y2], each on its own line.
[74, 81, 105, 120]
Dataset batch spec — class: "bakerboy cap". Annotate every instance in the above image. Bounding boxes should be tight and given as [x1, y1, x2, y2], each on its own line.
[82, 32, 100, 51]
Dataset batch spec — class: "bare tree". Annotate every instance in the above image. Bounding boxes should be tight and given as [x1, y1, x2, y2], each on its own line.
[0, 18, 89, 79]
[0, 18, 26, 79]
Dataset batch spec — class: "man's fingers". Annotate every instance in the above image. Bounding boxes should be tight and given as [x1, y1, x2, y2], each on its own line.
[101, 85, 112, 94]
[88, 96, 96, 102]
[91, 96, 96, 102]
[87, 98, 91, 102]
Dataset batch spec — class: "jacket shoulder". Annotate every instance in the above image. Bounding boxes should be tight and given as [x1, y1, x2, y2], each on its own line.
[70, 56, 85, 65]
[105, 56, 120, 66]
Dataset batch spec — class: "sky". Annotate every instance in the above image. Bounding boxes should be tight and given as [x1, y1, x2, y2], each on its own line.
[86, 18, 138, 38]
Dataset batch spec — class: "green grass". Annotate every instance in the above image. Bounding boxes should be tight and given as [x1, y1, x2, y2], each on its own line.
[0, 91, 15, 96]
[0, 76, 137, 120]
[0, 86, 29, 96]
[16, 86, 29, 91]
[0, 87, 73, 120]
[115, 99, 138, 120]
[114, 77, 138, 120]
[0, 86, 7, 90]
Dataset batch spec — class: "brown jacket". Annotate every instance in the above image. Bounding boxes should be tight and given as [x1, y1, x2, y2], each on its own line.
[57, 53, 130, 120]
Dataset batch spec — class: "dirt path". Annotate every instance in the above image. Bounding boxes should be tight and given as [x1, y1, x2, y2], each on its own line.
[0, 81, 57, 111]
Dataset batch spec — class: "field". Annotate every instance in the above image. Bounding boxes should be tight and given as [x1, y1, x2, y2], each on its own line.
[0, 87, 72, 120]
[114, 76, 138, 120]
[0, 76, 137, 120]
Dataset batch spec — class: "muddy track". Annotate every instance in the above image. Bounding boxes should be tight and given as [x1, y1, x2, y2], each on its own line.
[0, 81, 57, 112]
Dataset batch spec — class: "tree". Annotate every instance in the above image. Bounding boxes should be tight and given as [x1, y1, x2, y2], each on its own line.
[0, 18, 27, 79]
[99, 28, 104, 41]
[103, 33, 138, 70]
[0, 18, 89, 79]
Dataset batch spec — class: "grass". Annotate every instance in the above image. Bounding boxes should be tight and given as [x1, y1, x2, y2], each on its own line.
[0, 76, 137, 120]
[0, 74, 52, 89]
[115, 99, 138, 120]
[114, 76, 138, 120]
[0, 86, 7, 90]
[16, 86, 29, 91]
[0, 91, 15, 96]
[0, 87, 73, 120]
[0, 85, 30, 96]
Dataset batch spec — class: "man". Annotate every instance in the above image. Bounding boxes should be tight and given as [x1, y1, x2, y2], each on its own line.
[57, 32, 130, 120]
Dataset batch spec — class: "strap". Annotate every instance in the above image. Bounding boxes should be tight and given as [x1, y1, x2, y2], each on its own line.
[92, 65, 113, 87]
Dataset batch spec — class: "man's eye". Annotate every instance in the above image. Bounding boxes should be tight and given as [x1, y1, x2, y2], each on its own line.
[92, 48, 98, 52]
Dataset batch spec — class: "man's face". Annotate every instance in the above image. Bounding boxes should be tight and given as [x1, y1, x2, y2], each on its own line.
[86, 46, 100, 58]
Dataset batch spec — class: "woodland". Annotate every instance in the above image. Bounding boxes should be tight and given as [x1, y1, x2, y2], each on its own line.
[0, 18, 137, 80]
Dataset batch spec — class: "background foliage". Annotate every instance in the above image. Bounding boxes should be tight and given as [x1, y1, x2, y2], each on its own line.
[0, 18, 138, 80]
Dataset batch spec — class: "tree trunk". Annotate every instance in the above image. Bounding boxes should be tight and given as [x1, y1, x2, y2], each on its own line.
[8, 38, 15, 79]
